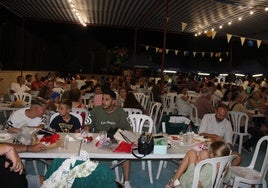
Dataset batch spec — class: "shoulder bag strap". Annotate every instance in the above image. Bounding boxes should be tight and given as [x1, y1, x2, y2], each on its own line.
[131, 148, 146, 159]
[230, 102, 238, 111]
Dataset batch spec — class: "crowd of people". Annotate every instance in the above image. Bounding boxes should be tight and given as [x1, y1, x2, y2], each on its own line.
[1, 71, 268, 187]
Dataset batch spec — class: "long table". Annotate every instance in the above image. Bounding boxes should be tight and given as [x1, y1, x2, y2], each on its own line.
[1, 132, 190, 160]
[0, 131, 191, 159]
[0, 103, 23, 120]
[1, 132, 191, 184]
[81, 135, 189, 159]
[0, 131, 82, 158]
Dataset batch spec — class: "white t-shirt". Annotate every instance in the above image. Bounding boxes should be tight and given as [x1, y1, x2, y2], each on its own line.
[6, 108, 45, 129]
[198, 113, 233, 145]
[176, 94, 191, 116]
[10, 82, 30, 93]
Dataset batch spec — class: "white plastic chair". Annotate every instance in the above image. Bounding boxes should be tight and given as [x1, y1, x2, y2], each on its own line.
[160, 95, 173, 120]
[189, 104, 201, 127]
[227, 135, 268, 188]
[71, 107, 89, 125]
[128, 114, 153, 133]
[187, 91, 200, 104]
[228, 111, 250, 153]
[148, 91, 154, 103]
[128, 114, 154, 183]
[123, 108, 143, 115]
[13, 92, 32, 106]
[192, 155, 236, 188]
[149, 102, 162, 133]
[167, 93, 177, 112]
[133, 92, 146, 107]
[81, 93, 94, 105]
[142, 95, 150, 112]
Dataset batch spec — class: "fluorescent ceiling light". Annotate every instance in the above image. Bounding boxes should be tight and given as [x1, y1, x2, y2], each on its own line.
[163, 70, 177, 73]
[235, 73, 245, 77]
[252, 74, 263, 77]
[198, 72, 210, 76]
[219, 74, 228, 76]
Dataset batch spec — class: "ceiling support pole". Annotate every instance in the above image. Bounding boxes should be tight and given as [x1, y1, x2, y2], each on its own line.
[161, 0, 169, 94]
[132, 29, 137, 74]
[229, 40, 233, 69]
[19, 19, 25, 76]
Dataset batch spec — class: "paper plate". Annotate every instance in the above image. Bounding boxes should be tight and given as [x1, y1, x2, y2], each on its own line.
[168, 135, 181, 142]
[0, 133, 12, 141]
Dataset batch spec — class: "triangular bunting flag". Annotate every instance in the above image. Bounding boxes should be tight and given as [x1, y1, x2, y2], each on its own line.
[181, 22, 187, 32]
[257, 40, 262, 48]
[155, 48, 159, 53]
[210, 52, 214, 57]
[193, 52, 196, 57]
[184, 51, 188, 56]
[227, 34, 232, 43]
[166, 17, 169, 22]
[175, 50, 179, 55]
[240, 37, 245, 46]
[212, 31, 216, 39]
[166, 49, 169, 54]
[218, 52, 221, 57]
[226, 52, 229, 57]
[146, 46, 149, 51]
[202, 52, 205, 57]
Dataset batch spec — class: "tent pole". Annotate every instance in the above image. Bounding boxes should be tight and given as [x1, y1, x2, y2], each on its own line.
[230, 40, 233, 69]
[19, 19, 25, 76]
[133, 29, 137, 78]
[161, 0, 169, 94]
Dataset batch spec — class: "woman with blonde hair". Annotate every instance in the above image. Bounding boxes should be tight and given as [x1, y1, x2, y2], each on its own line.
[166, 141, 231, 188]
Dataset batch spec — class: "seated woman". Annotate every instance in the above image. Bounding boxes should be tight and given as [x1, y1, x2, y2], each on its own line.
[69, 88, 87, 109]
[117, 87, 127, 107]
[123, 91, 147, 114]
[246, 91, 266, 111]
[166, 141, 231, 188]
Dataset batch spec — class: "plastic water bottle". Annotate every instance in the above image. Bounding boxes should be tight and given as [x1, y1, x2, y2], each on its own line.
[186, 124, 193, 145]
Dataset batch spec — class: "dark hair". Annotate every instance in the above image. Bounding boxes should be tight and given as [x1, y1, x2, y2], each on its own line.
[60, 99, 72, 108]
[231, 90, 241, 101]
[26, 74, 32, 79]
[31, 97, 47, 106]
[68, 88, 82, 102]
[216, 84, 222, 90]
[217, 103, 229, 111]
[38, 86, 51, 99]
[103, 89, 116, 100]
[222, 89, 231, 102]
[123, 92, 144, 111]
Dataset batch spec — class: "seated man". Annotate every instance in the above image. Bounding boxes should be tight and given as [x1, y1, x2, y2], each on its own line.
[50, 99, 81, 133]
[195, 87, 215, 119]
[85, 89, 132, 188]
[6, 97, 47, 133]
[10, 75, 31, 94]
[176, 88, 191, 117]
[198, 103, 242, 166]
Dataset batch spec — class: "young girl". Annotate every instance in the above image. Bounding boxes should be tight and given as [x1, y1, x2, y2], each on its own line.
[166, 141, 231, 188]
